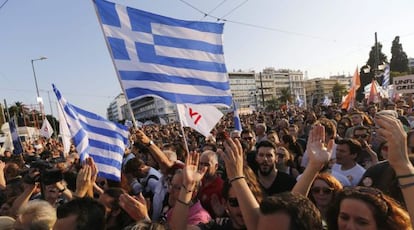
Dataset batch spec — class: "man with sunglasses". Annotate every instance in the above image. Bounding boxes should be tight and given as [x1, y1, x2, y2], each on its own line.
[352, 125, 379, 169]
[241, 129, 258, 172]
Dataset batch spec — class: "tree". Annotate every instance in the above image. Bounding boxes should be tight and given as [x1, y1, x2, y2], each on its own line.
[278, 87, 292, 104]
[8, 102, 31, 126]
[356, 42, 388, 101]
[265, 97, 279, 111]
[332, 82, 347, 103]
[390, 36, 409, 73]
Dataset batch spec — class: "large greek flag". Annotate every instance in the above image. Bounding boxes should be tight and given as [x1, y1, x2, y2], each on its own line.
[53, 85, 129, 181]
[94, 0, 232, 107]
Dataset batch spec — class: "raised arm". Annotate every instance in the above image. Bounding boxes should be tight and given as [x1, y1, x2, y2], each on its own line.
[134, 129, 175, 170]
[219, 136, 260, 230]
[0, 161, 6, 190]
[375, 114, 414, 226]
[170, 152, 206, 230]
[292, 125, 331, 196]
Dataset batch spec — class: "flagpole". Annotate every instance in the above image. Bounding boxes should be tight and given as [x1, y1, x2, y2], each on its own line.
[91, 0, 137, 128]
[175, 104, 190, 155]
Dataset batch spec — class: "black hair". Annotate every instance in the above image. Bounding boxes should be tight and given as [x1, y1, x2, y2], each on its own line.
[57, 197, 106, 230]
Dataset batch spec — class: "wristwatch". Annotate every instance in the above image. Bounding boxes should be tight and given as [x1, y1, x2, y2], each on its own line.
[147, 140, 154, 147]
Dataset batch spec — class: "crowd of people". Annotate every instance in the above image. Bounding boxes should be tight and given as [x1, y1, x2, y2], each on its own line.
[0, 98, 413, 230]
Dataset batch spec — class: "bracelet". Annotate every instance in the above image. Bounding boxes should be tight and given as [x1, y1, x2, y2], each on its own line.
[181, 184, 194, 193]
[176, 199, 191, 206]
[399, 181, 414, 189]
[396, 173, 414, 179]
[229, 176, 245, 183]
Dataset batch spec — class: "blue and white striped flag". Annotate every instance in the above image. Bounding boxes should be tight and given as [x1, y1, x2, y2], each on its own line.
[53, 84, 129, 181]
[9, 117, 23, 155]
[382, 63, 390, 89]
[94, 0, 232, 107]
[233, 100, 242, 132]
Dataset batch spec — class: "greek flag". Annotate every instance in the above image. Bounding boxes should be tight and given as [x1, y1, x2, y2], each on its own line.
[9, 118, 23, 155]
[382, 63, 390, 89]
[53, 84, 129, 181]
[94, 0, 232, 107]
[233, 100, 242, 132]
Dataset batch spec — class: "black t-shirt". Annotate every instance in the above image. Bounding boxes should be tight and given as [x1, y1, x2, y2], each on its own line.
[246, 150, 258, 172]
[262, 171, 297, 196]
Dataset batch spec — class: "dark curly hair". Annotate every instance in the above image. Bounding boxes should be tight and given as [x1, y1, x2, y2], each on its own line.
[326, 186, 411, 230]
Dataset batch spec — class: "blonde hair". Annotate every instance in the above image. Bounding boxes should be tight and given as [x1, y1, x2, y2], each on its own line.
[17, 200, 56, 229]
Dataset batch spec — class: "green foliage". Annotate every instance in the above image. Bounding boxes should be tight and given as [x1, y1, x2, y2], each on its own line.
[390, 36, 409, 73]
[357, 42, 388, 101]
[277, 87, 292, 104]
[265, 97, 279, 111]
[332, 82, 348, 103]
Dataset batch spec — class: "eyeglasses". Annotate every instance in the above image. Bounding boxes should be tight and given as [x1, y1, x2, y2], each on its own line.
[354, 134, 368, 139]
[311, 187, 334, 195]
[228, 197, 239, 207]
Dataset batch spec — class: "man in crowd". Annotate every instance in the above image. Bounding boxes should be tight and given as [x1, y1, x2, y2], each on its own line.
[332, 138, 366, 186]
[255, 140, 296, 196]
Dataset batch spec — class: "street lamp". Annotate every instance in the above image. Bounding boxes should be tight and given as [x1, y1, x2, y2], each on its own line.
[31, 56, 47, 120]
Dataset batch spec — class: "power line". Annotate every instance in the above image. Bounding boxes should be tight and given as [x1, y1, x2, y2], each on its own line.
[178, 0, 336, 42]
[200, 0, 228, 20]
[0, 0, 9, 11]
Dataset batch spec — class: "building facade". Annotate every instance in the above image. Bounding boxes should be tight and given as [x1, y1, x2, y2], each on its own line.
[304, 75, 351, 106]
[258, 68, 306, 108]
[107, 93, 127, 122]
[228, 71, 256, 113]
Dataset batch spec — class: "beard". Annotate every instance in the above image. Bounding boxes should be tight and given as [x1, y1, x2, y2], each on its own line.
[259, 163, 274, 176]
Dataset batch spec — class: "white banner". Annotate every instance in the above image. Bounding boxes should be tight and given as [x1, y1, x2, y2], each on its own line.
[393, 75, 414, 94]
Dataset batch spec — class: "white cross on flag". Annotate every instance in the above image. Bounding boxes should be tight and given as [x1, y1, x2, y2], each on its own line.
[177, 104, 223, 137]
[40, 118, 53, 138]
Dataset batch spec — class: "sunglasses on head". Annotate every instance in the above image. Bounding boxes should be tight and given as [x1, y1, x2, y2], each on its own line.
[228, 197, 239, 207]
[311, 187, 334, 195]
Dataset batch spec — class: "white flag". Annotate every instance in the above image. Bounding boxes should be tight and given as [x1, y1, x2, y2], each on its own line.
[57, 102, 72, 156]
[177, 104, 223, 137]
[40, 118, 53, 138]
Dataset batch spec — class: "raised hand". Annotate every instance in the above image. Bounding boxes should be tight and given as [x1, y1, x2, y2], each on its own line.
[375, 114, 411, 172]
[307, 125, 331, 169]
[134, 129, 151, 145]
[119, 193, 149, 221]
[219, 136, 244, 179]
[182, 151, 206, 190]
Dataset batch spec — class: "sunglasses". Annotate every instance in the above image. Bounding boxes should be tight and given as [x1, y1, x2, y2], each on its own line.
[228, 197, 239, 207]
[354, 134, 368, 139]
[311, 187, 334, 195]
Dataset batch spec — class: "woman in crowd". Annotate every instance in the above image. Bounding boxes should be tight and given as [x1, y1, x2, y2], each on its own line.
[326, 186, 411, 230]
[308, 173, 342, 222]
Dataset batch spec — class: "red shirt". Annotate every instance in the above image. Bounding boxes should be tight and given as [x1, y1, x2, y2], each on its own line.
[199, 176, 224, 218]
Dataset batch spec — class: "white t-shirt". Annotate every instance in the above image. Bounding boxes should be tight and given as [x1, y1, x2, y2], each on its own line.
[332, 163, 366, 186]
